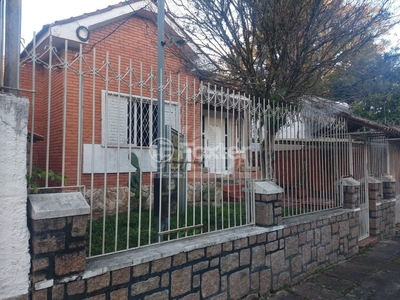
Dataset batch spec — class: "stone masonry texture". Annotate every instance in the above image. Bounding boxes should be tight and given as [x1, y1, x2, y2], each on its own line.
[31, 209, 372, 299]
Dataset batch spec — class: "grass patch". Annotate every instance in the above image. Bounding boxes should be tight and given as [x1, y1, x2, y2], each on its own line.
[87, 203, 246, 256]
[282, 206, 309, 217]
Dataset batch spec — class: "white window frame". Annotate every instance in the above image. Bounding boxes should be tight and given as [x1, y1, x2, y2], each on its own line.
[101, 90, 179, 147]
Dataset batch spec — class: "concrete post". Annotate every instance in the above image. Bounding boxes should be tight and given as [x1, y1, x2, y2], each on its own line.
[0, 93, 30, 300]
[253, 181, 284, 227]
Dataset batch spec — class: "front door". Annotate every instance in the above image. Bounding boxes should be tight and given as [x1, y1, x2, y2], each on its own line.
[352, 139, 369, 240]
[204, 116, 227, 174]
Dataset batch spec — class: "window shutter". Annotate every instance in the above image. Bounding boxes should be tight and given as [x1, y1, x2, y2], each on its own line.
[102, 91, 128, 146]
[165, 103, 178, 130]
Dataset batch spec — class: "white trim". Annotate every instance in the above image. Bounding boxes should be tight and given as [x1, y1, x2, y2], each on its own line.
[49, 1, 151, 44]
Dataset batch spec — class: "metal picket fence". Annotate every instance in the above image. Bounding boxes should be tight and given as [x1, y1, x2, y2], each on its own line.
[21, 36, 354, 257]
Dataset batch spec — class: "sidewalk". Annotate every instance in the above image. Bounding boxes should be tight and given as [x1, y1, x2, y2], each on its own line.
[266, 225, 400, 299]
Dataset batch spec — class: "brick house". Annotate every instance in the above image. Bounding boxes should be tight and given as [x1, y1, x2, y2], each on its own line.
[20, 0, 248, 213]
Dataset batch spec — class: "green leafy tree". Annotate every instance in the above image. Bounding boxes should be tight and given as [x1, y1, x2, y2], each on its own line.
[314, 42, 400, 124]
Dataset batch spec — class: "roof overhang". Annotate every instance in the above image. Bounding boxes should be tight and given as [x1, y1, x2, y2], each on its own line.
[301, 96, 400, 139]
[339, 112, 400, 139]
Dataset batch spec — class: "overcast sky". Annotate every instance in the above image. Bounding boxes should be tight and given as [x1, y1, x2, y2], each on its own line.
[21, 0, 115, 43]
[21, 0, 400, 49]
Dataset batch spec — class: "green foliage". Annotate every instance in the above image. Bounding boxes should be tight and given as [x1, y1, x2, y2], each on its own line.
[314, 42, 400, 124]
[26, 167, 66, 193]
[87, 203, 246, 256]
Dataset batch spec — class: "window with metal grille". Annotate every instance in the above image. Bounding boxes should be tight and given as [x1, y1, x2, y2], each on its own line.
[102, 91, 179, 147]
[127, 99, 158, 147]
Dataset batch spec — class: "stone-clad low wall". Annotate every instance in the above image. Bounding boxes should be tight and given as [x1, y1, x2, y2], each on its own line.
[29, 209, 359, 300]
[369, 176, 396, 238]
[27, 178, 396, 300]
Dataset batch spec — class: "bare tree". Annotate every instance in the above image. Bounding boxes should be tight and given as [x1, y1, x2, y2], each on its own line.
[168, 0, 398, 103]
[167, 0, 398, 179]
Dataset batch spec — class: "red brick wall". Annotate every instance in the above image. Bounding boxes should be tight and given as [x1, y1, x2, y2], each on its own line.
[20, 15, 202, 188]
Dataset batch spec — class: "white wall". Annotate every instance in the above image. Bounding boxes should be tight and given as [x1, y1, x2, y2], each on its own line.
[83, 144, 192, 174]
[0, 93, 31, 299]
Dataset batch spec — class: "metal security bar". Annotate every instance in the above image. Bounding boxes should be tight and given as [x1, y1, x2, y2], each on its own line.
[272, 102, 350, 217]
[388, 140, 400, 195]
[368, 135, 388, 178]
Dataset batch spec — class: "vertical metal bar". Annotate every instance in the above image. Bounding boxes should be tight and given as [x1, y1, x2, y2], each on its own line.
[207, 83, 211, 232]
[230, 90, 236, 228]
[307, 112, 311, 210]
[261, 99, 264, 181]
[148, 65, 154, 245]
[292, 105, 297, 215]
[387, 139, 390, 175]
[275, 103, 280, 193]
[319, 118, 324, 211]
[114, 56, 122, 252]
[200, 82, 204, 234]
[243, 96, 251, 225]
[306, 108, 311, 209]
[234, 92, 241, 227]
[312, 112, 317, 211]
[219, 86, 224, 230]
[323, 119, 328, 210]
[184, 75, 189, 234]
[213, 85, 218, 231]
[61, 40, 68, 186]
[334, 116, 339, 207]
[88, 47, 96, 257]
[268, 101, 272, 180]
[301, 109, 305, 213]
[271, 101, 276, 179]
[77, 44, 84, 186]
[126, 60, 132, 249]
[45, 35, 53, 187]
[349, 136, 353, 177]
[264, 100, 268, 182]
[167, 71, 172, 241]
[177, 73, 182, 235]
[321, 119, 325, 211]
[137, 63, 144, 246]
[29, 32, 37, 178]
[102, 52, 110, 254]
[192, 78, 196, 234]
[284, 103, 289, 216]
